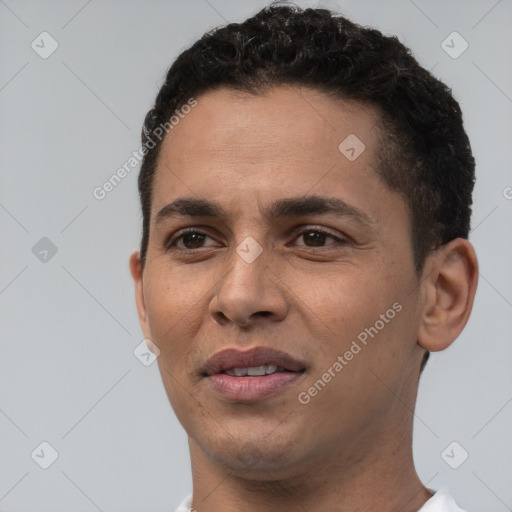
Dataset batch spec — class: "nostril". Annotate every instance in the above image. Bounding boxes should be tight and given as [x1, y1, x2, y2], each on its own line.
[254, 311, 272, 318]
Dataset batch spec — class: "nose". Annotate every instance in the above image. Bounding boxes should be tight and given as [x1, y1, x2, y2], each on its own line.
[209, 240, 288, 328]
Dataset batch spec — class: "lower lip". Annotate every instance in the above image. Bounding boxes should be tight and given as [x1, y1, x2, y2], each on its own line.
[206, 372, 304, 401]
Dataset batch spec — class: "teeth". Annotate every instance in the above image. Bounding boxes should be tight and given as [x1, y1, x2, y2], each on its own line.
[247, 365, 266, 376]
[265, 364, 278, 374]
[224, 364, 283, 377]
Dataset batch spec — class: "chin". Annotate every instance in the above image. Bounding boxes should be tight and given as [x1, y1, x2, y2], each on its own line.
[199, 429, 301, 476]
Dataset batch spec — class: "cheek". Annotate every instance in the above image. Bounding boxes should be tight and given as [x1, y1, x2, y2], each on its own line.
[145, 277, 208, 423]
[292, 263, 416, 392]
[143, 269, 202, 360]
[289, 265, 400, 340]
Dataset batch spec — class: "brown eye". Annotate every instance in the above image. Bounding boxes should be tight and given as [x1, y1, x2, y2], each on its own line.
[179, 232, 207, 249]
[301, 230, 328, 247]
[166, 229, 216, 251]
[295, 229, 346, 248]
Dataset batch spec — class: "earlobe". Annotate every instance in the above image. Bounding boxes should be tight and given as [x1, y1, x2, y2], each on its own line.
[129, 251, 151, 338]
[417, 238, 478, 352]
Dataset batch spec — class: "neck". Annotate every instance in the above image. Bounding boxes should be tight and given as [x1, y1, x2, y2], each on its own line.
[187, 429, 431, 511]
[186, 371, 432, 512]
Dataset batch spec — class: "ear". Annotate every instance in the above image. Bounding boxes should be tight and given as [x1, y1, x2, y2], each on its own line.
[418, 238, 478, 352]
[129, 251, 151, 339]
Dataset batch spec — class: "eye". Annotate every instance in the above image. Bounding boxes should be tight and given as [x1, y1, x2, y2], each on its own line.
[165, 228, 217, 250]
[293, 228, 347, 249]
[164, 226, 348, 252]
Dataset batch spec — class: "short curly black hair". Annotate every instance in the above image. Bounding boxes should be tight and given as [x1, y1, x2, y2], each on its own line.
[137, 3, 476, 372]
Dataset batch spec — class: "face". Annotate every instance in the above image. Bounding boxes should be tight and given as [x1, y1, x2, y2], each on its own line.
[130, 86, 427, 478]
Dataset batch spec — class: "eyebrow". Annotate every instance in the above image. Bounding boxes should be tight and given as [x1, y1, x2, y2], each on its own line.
[154, 195, 374, 229]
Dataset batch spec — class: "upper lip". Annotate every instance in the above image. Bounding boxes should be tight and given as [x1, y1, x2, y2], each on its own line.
[202, 347, 306, 376]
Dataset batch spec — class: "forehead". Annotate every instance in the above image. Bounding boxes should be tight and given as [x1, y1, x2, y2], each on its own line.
[151, 85, 391, 224]
[159, 85, 380, 165]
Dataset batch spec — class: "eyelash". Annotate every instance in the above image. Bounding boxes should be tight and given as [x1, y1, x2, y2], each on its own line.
[164, 227, 348, 252]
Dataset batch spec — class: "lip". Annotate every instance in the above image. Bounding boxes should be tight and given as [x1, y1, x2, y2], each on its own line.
[202, 347, 306, 375]
[202, 347, 306, 402]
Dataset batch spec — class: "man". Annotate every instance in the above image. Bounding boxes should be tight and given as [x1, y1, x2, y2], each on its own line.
[129, 4, 478, 511]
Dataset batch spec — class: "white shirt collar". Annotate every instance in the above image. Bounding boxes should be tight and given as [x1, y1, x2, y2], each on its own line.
[418, 487, 467, 511]
[174, 487, 466, 512]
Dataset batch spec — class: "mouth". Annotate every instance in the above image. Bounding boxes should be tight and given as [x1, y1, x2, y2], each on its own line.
[202, 346, 306, 376]
[221, 365, 295, 377]
[201, 347, 306, 401]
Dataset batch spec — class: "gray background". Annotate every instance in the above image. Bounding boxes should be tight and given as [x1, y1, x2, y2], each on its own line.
[0, 0, 511, 510]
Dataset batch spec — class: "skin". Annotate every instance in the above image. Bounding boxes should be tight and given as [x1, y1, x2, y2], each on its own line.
[130, 85, 478, 512]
